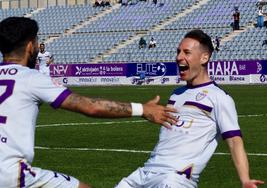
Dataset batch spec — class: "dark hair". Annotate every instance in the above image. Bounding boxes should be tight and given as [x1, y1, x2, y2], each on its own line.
[0, 17, 39, 55]
[184, 29, 214, 56]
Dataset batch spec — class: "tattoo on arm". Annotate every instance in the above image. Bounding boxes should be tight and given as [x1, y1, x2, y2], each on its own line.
[61, 93, 132, 118]
[102, 101, 131, 116]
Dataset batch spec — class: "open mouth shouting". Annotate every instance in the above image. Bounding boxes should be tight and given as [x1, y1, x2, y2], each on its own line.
[178, 64, 189, 74]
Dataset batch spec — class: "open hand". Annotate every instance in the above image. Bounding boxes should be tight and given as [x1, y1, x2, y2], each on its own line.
[143, 95, 177, 129]
[243, 180, 264, 188]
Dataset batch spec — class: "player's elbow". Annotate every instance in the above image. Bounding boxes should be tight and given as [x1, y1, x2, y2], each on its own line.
[61, 93, 107, 117]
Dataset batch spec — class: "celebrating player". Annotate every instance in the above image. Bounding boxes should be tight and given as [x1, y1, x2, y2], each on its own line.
[0, 17, 177, 188]
[115, 30, 264, 188]
[37, 43, 53, 76]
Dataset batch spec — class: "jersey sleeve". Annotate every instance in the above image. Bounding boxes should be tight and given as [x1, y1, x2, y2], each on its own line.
[28, 71, 72, 109]
[215, 94, 242, 140]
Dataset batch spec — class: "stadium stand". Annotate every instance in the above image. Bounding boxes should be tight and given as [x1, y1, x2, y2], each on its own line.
[0, 0, 267, 63]
[31, 5, 107, 35]
[216, 27, 267, 61]
[77, 0, 198, 32]
[0, 7, 32, 19]
[46, 32, 134, 63]
[101, 0, 260, 63]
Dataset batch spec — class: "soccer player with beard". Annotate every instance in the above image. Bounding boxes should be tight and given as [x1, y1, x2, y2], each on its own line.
[115, 30, 264, 188]
[0, 17, 177, 188]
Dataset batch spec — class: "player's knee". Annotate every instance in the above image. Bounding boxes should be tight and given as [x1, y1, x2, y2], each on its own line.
[78, 181, 92, 188]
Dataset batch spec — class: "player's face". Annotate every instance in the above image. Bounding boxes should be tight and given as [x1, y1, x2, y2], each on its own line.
[176, 38, 208, 85]
[39, 44, 45, 53]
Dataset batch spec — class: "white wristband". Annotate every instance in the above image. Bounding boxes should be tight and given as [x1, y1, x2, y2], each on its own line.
[131, 103, 143, 116]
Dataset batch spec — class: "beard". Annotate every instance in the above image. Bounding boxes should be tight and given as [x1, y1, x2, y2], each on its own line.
[27, 48, 39, 69]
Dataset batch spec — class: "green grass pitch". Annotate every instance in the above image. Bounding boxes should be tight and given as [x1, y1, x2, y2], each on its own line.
[33, 85, 267, 188]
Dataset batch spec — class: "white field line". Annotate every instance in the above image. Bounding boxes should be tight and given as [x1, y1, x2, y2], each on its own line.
[238, 114, 267, 118]
[34, 146, 267, 157]
[36, 120, 147, 128]
[35, 114, 267, 157]
[36, 114, 267, 128]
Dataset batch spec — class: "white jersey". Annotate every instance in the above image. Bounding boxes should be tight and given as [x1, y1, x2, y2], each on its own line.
[144, 81, 241, 183]
[37, 51, 53, 76]
[0, 63, 71, 179]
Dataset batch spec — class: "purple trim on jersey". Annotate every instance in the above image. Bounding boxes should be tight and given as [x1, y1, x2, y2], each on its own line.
[50, 89, 72, 109]
[184, 101, 213, 113]
[187, 81, 214, 89]
[222, 130, 242, 140]
[168, 100, 175, 105]
[0, 62, 17, 66]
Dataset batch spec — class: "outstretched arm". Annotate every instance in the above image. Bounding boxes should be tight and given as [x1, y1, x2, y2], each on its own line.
[60, 93, 177, 128]
[226, 136, 264, 188]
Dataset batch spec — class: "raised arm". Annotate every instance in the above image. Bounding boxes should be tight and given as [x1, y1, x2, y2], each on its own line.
[60, 93, 177, 128]
[226, 136, 264, 188]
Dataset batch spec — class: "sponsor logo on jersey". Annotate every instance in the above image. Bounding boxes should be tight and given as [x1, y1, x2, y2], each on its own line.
[175, 116, 194, 129]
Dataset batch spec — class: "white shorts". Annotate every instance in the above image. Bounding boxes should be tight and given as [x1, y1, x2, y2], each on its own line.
[115, 167, 197, 188]
[0, 160, 80, 188]
[39, 67, 50, 76]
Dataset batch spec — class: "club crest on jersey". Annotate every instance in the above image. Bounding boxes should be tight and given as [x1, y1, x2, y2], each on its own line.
[196, 92, 207, 101]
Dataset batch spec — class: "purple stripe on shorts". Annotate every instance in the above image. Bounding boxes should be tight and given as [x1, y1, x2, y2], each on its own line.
[177, 166, 193, 179]
[50, 89, 72, 109]
[168, 100, 175, 105]
[19, 161, 36, 187]
[184, 101, 212, 113]
[222, 130, 242, 140]
[19, 162, 27, 187]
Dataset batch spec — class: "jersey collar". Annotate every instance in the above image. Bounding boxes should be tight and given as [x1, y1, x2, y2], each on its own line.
[186, 81, 214, 89]
[0, 62, 18, 66]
